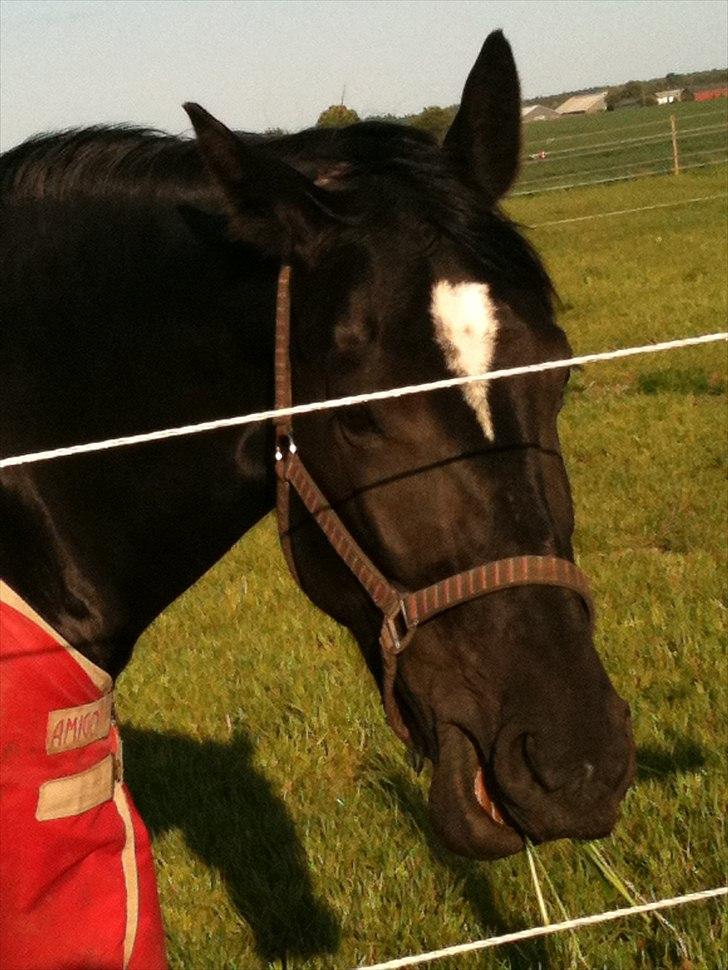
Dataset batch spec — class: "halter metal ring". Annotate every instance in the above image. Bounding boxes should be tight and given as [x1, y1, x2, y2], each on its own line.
[381, 601, 414, 655]
[275, 434, 297, 461]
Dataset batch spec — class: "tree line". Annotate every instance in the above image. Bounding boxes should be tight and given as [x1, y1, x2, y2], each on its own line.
[528, 66, 727, 110]
[311, 66, 726, 136]
[316, 102, 456, 141]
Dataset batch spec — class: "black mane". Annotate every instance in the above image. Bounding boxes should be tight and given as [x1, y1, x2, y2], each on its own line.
[0, 121, 554, 313]
[0, 125, 211, 204]
[0, 121, 435, 204]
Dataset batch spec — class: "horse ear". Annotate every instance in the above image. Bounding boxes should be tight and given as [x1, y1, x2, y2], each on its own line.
[183, 102, 339, 257]
[443, 30, 521, 201]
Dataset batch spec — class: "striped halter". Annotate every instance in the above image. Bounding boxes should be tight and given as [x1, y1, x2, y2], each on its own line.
[273, 265, 593, 744]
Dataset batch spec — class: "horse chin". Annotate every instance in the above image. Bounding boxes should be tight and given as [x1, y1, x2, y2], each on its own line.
[428, 723, 524, 859]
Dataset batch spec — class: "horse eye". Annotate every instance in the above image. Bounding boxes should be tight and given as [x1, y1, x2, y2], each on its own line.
[338, 404, 381, 439]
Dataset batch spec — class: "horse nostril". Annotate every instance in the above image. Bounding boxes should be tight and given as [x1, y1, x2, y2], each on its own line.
[523, 736, 604, 794]
[522, 733, 571, 793]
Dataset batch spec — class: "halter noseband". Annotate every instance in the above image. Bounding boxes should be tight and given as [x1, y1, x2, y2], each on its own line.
[273, 265, 593, 745]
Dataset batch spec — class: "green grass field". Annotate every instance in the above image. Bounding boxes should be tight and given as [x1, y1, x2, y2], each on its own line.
[517, 99, 727, 193]
[116, 163, 728, 970]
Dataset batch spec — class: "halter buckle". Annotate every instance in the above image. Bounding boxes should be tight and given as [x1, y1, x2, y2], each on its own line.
[381, 601, 413, 655]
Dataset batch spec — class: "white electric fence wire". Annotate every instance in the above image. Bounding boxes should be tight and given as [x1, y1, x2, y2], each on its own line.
[522, 107, 728, 145]
[519, 138, 728, 184]
[672, 158, 728, 174]
[512, 156, 728, 195]
[523, 123, 727, 161]
[353, 886, 728, 970]
[680, 146, 728, 161]
[521, 136, 728, 185]
[530, 193, 728, 227]
[1, 333, 726, 470]
[519, 153, 728, 192]
[520, 153, 674, 185]
[524, 124, 727, 165]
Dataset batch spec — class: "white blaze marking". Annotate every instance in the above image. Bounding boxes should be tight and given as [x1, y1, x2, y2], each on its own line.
[430, 280, 499, 439]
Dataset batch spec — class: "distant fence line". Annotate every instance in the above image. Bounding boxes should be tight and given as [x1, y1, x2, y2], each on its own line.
[522, 105, 727, 147]
[518, 143, 728, 187]
[512, 156, 728, 196]
[522, 152, 681, 184]
[515, 107, 727, 195]
[523, 122, 726, 161]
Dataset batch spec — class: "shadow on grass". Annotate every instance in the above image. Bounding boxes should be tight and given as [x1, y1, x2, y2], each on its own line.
[636, 738, 707, 781]
[367, 765, 552, 970]
[635, 368, 725, 396]
[122, 726, 339, 965]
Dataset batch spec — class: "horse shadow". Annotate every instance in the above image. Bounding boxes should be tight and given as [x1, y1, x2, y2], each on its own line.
[121, 726, 709, 968]
[635, 738, 707, 780]
[365, 763, 552, 970]
[122, 726, 340, 965]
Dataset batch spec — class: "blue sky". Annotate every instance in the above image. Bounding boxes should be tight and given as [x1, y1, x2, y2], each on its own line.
[1, 0, 726, 148]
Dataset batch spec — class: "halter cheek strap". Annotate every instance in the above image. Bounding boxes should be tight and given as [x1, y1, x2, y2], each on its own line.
[273, 265, 594, 745]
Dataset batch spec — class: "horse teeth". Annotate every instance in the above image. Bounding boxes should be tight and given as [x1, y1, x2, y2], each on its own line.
[474, 767, 506, 826]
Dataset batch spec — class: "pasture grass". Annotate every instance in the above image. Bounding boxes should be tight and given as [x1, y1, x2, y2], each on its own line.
[116, 165, 727, 969]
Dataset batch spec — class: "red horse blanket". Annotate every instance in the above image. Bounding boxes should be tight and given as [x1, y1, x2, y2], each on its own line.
[0, 583, 167, 970]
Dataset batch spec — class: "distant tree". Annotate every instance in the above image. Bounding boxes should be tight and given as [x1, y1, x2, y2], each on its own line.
[682, 87, 695, 102]
[607, 80, 660, 110]
[605, 86, 624, 110]
[621, 80, 645, 103]
[264, 127, 287, 138]
[317, 104, 360, 128]
[363, 113, 401, 125]
[407, 105, 456, 143]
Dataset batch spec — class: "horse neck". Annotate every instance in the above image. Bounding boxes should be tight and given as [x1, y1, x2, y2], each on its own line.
[0, 206, 280, 677]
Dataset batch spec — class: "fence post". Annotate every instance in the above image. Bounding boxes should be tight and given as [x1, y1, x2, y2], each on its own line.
[670, 114, 680, 175]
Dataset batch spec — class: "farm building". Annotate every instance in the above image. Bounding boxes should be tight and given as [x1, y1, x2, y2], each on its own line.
[521, 103, 561, 122]
[654, 88, 683, 104]
[693, 85, 728, 101]
[556, 90, 608, 114]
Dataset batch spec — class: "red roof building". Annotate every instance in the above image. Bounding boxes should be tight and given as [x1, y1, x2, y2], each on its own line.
[694, 86, 728, 102]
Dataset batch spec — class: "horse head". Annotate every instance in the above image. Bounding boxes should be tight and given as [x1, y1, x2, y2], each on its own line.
[185, 31, 635, 860]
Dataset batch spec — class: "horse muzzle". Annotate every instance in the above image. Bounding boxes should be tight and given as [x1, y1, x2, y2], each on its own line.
[425, 692, 635, 859]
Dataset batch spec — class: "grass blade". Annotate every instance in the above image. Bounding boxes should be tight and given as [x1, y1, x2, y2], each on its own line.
[531, 847, 590, 968]
[579, 841, 690, 960]
[525, 839, 550, 926]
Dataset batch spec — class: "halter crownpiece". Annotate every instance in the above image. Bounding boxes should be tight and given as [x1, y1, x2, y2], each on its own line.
[273, 264, 594, 744]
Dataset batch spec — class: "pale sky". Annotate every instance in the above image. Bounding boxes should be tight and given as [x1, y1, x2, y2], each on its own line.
[1, 0, 727, 149]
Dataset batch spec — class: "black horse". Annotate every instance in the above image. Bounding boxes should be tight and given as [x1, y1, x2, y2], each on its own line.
[0, 31, 634, 861]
